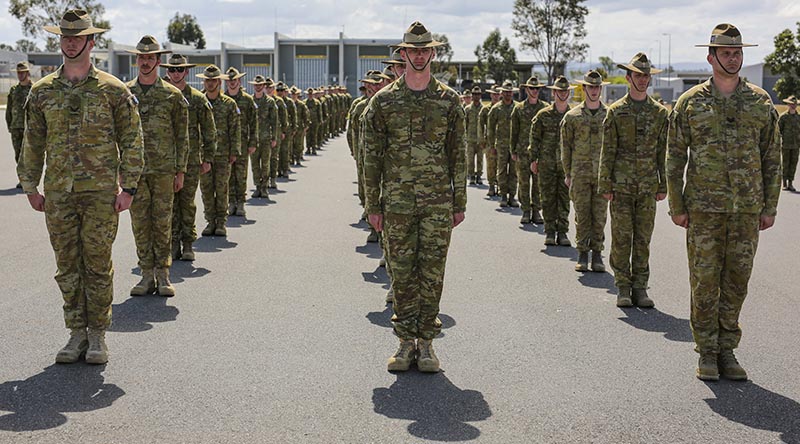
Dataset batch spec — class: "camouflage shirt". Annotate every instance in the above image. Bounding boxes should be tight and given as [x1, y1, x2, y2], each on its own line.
[273, 95, 288, 137]
[228, 90, 258, 149]
[778, 111, 799, 150]
[19, 64, 144, 193]
[180, 85, 217, 165]
[254, 94, 279, 148]
[362, 76, 466, 215]
[598, 93, 668, 195]
[487, 101, 515, 148]
[295, 98, 310, 131]
[464, 102, 483, 143]
[206, 93, 242, 159]
[306, 97, 321, 127]
[561, 101, 607, 184]
[511, 99, 549, 156]
[127, 77, 189, 175]
[667, 78, 781, 216]
[347, 97, 369, 158]
[284, 96, 297, 136]
[5, 83, 31, 129]
[529, 103, 570, 172]
[478, 104, 493, 146]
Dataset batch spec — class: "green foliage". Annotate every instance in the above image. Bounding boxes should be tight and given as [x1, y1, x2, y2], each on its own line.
[431, 33, 454, 74]
[0, 43, 14, 51]
[8, 0, 112, 50]
[16, 39, 41, 53]
[764, 23, 800, 100]
[598, 56, 615, 76]
[511, 0, 589, 83]
[474, 29, 518, 83]
[167, 12, 206, 49]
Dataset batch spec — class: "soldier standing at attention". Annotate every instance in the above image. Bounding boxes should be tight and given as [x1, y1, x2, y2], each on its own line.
[668, 24, 781, 381]
[225, 67, 257, 218]
[488, 80, 519, 208]
[126, 36, 189, 298]
[291, 86, 310, 166]
[197, 65, 241, 237]
[363, 22, 466, 373]
[599, 53, 668, 308]
[163, 54, 217, 262]
[19, 10, 144, 364]
[561, 70, 609, 272]
[511, 76, 548, 225]
[248, 75, 278, 199]
[480, 88, 500, 196]
[277, 82, 296, 178]
[6, 61, 32, 188]
[346, 73, 376, 212]
[464, 86, 484, 186]
[779, 96, 799, 191]
[305, 88, 320, 156]
[267, 78, 288, 188]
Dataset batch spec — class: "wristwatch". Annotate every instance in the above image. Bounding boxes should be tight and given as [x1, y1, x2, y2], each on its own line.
[122, 187, 137, 196]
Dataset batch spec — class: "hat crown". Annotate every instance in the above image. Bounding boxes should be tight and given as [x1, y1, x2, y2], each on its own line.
[15, 61, 30, 71]
[404, 21, 432, 44]
[167, 54, 189, 65]
[471, 86, 482, 94]
[502, 80, 514, 88]
[60, 9, 93, 30]
[204, 65, 221, 77]
[552, 75, 570, 89]
[226, 67, 240, 76]
[710, 23, 743, 45]
[252, 75, 266, 83]
[630, 52, 653, 69]
[136, 35, 161, 52]
[583, 70, 603, 85]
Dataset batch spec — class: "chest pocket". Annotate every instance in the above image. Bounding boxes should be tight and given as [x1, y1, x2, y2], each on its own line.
[616, 114, 636, 151]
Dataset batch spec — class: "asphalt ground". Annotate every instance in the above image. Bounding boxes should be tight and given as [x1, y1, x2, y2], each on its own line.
[1, 109, 799, 443]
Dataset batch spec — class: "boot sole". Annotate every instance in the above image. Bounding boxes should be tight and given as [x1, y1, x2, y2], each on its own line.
[55, 349, 87, 364]
[616, 299, 634, 308]
[387, 360, 413, 372]
[696, 372, 720, 381]
[85, 353, 108, 365]
[417, 361, 440, 373]
[130, 287, 156, 297]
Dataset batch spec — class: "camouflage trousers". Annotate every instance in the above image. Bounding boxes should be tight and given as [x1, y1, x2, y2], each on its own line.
[466, 140, 483, 178]
[10, 128, 23, 164]
[688, 212, 759, 354]
[496, 145, 518, 197]
[783, 148, 798, 181]
[570, 180, 607, 252]
[384, 209, 453, 340]
[293, 129, 305, 162]
[131, 174, 174, 270]
[538, 163, 569, 234]
[307, 124, 318, 149]
[356, 145, 366, 207]
[200, 157, 232, 227]
[515, 152, 542, 212]
[609, 192, 655, 289]
[486, 146, 498, 186]
[315, 124, 324, 146]
[173, 164, 201, 243]
[229, 150, 250, 205]
[251, 142, 272, 191]
[45, 190, 118, 330]
[270, 138, 280, 180]
[279, 132, 293, 174]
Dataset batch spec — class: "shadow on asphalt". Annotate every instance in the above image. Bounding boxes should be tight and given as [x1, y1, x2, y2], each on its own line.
[540, 245, 578, 259]
[169, 261, 211, 283]
[0, 364, 124, 431]
[356, 242, 382, 260]
[366, 306, 456, 338]
[617, 308, 692, 342]
[518, 223, 545, 234]
[226, 217, 257, 228]
[109, 296, 179, 333]
[373, 372, 491, 441]
[362, 266, 390, 286]
[245, 196, 274, 206]
[0, 187, 22, 196]
[704, 381, 800, 443]
[193, 236, 238, 253]
[577, 270, 615, 292]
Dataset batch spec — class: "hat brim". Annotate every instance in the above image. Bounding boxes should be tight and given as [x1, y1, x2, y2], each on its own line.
[695, 43, 758, 48]
[162, 63, 197, 68]
[196, 74, 228, 80]
[546, 85, 576, 90]
[784, 99, 798, 105]
[520, 83, 546, 88]
[226, 73, 246, 80]
[381, 60, 405, 65]
[395, 41, 445, 49]
[126, 49, 173, 55]
[575, 80, 610, 86]
[43, 25, 108, 36]
[617, 63, 663, 74]
[11, 68, 30, 72]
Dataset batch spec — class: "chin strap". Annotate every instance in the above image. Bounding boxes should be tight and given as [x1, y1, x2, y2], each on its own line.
[62, 37, 91, 60]
[409, 52, 434, 73]
[712, 48, 742, 76]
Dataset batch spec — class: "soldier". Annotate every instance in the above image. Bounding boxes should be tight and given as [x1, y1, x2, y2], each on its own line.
[125, 36, 189, 298]
[6, 61, 32, 188]
[599, 53, 668, 308]
[561, 70, 609, 271]
[18, 9, 144, 364]
[363, 22, 466, 373]
[248, 75, 278, 198]
[511, 76, 548, 225]
[268, 79, 288, 187]
[530, 76, 573, 246]
[462, 90, 472, 107]
[488, 80, 519, 207]
[381, 52, 406, 78]
[346, 72, 375, 210]
[464, 86, 484, 185]
[291, 86, 310, 166]
[276, 82, 296, 177]
[225, 67, 257, 218]
[667, 24, 781, 381]
[196, 65, 241, 237]
[162, 54, 217, 262]
[480, 88, 501, 196]
[305, 87, 321, 155]
[779, 96, 799, 191]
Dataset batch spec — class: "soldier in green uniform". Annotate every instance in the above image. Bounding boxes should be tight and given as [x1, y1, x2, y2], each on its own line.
[363, 22, 466, 373]
[381, 52, 406, 78]
[464, 86, 484, 185]
[125, 36, 189, 298]
[162, 54, 217, 262]
[561, 70, 609, 271]
[599, 53, 668, 308]
[277, 82, 296, 177]
[197, 65, 241, 237]
[511, 76, 548, 225]
[668, 24, 781, 381]
[779, 96, 799, 191]
[18, 10, 144, 364]
[268, 79, 288, 188]
[225, 67, 257, 218]
[6, 61, 32, 188]
[248, 75, 278, 198]
[488, 80, 519, 207]
[305, 87, 321, 155]
[480, 88, 500, 196]
[291, 86, 310, 166]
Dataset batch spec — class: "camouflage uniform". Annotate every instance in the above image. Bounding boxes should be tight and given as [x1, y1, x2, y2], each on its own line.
[200, 93, 241, 229]
[281, 91, 297, 175]
[5, 82, 30, 163]
[348, 96, 370, 207]
[778, 110, 799, 183]
[227, 90, 258, 208]
[464, 101, 483, 181]
[306, 92, 321, 154]
[252, 93, 278, 194]
[487, 100, 517, 200]
[126, 77, 189, 271]
[293, 95, 310, 163]
[363, 76, 466, 340]
[598, 94, 668, 290]
[530, 104, 571, 236]
[18, 64, 144, 329]
[511, 99, 548, 214]
[479, 103, 496, 188]
[667, 78, 781, 354]
[271, 94, 289, 181]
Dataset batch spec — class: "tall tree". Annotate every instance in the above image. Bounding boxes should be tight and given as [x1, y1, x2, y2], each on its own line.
[16, 39, 41, 53]
[765, 22, 800, 100]
[511, 0, 589, 83]
[431, 33, 453, 74]
[598, 55, 615, 76]
[474, 29, 518, 84]
[8, 0, 112, 51]
[167, 13, 206, 49]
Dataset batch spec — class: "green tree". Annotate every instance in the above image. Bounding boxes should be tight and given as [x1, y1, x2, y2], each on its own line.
[0, 43, 15, 51]
[431, 33, 453, 74]
[511, 0, 589, 83]
[8, 0, 112, 51]
[16, 39, 41, 53]
[598, 55, 615, 76]
[474, 29, 518, 83]
[167, 12, 206, 49]
[764, 22, 800, 100]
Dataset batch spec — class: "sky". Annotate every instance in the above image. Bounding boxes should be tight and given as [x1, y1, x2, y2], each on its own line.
[1, 0, 799, 69]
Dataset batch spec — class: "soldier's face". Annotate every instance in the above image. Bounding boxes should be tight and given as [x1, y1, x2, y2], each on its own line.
[254, 84, 265, 94]
[266, 86, 275, 95]
[392, 65, 405, 77]
[204, 79, 220, 93]
[16, 71, 29, 82]
[626, 71, 651, 92]
[167, 68, 187, 84]
[526, 87, 540, 101]
[584, 85, 601, 102]
[708, 47, 744, 76]
[501, 90, 513, 103]
[226, 78, 241, 91]
[402, 47, 435, 72]
[554, 89, 570, 103]
[136, 54, 159, 75]
[60, 35, 93, 60]
[790, 104, 797, 113]
[490, 93, 500, 103]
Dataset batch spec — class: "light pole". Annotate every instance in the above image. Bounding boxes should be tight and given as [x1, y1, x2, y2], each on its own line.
[662, 33, 671, 84]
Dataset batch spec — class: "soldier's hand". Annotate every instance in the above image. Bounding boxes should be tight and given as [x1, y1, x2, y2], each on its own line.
[531, 161, 538, 175]
[368, 214, 383, 232]
[603, 193, 614, 202]
[248, 146, 256, 155]
[511, 154, 519, 162]
[281, 133, 285, 140]
[229, 155, 237, 164]
[453, 212, 465, 228]
[565, 176, 572, 188]
[759, 215, 775, 231]
[115, 191, 134, 213]
[656, 193, 667, 201]
[272, 140, 277, 148]
[201, 162, 212, 174]
[671, 214, 689, 228]
[174, 172, 185, 193]
[26, 192, 45, 212]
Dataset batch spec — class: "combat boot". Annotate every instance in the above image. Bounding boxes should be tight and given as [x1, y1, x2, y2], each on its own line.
[520, 211, 531, 224]
[633, 288, 655, 308]
[696, 352, 719, 381]
[476, 176, 483, 185]
[508, 196, 519, 208]
[416, 339, 440, 373]
[532, 210, 544, 225]
[235, 204, 247, 217]
[156, 268, 175, 297]
[379, 256, 386, 267]
[591, 251, 606, 272]
[171, 239, 181, 261]
[575, 251, 589, 272]
[228, 201, 237, 216]
[366, 229, 379, 243]
[499, 195, 509, 207]
[469, 175, 476, 185]
[259, 185, 270, 198]
[130, 269, 156, 296]
[214, 224, 227, 237]
[269, 177, 277, 189]
[616, 287, 633, 307]
[202, 223, 215, 237]
[181, 241, 195, 261]
[385, 287, 394, 303]
[783, 179, 788, 190]
[789, 181, 797, 192]
[55, 328, 88, 364]
[486, 184, 496, 197]
[557, 232, 571, 247]
[718, 349, 748, 380]
[252, 188, 262, 198]
[387, 338, 417, 372]
[544, 232, 557, 246]
[85, 328, 108, 365]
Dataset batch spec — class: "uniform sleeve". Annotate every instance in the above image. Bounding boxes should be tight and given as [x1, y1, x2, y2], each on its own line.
[666, 104, 689, 215]
[248, 98, 259, 148]
[560, 115, 573, 178]
[5, 86, 13, 129]
[270, 101, 279, 145]
[476, 106, 484, 145]
[362, 98, 387, 215]
[655, 108, 668, 194]
[200, 100, 217, 164]
[761, 107, 782, 217]
[231, 105, 242, 157]
[529, 114, 542, 161]
[449, 100, 467, 213]
[486, 107, 496, 147]
[16, 89, 45, 192]
[597, 110, 617, 195]
[115, 90, 145, 190]
[173, 94, 190, 173]
[510, 106, 520, 155]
